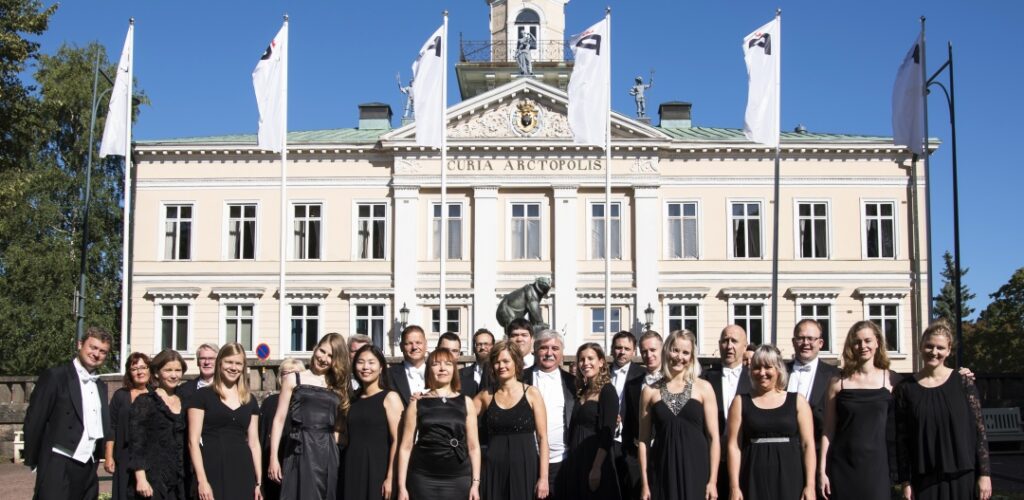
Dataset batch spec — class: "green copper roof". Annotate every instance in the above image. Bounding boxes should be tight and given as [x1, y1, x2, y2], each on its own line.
[660, 126, 892, 142]
[138, 128, 383, 145]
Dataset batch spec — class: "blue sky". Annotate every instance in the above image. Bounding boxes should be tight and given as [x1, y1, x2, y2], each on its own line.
[32, 1, 1023, 316]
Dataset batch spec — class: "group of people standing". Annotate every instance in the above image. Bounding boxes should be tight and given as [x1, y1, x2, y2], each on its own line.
[23, 315, 992, 500]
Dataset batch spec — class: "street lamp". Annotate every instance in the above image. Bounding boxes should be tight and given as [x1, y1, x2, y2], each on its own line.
[644, 303, 655, 331]
[399, 303, 410, 328]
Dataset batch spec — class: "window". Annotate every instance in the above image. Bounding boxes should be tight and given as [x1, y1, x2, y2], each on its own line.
[733, 303, 764, 345]
[864, 202, 895, 258]
[432, 203, 463, 260]
[164, 205, 192, 260]
[355, 304, 386, 348]
[591, 307, 622, 335]
[590, 203, 622, 259]
[797, 202, 828, 259]
[867, 303, 900, 352]
[515, 9, 539, 50]
[290, 304, 320, 351]
[225, 304, 254, 350]
[511, 203, 541, 259]
[431, 308, 460, 334]
[293, 204, 321, 260]
[668, 304, 699, 336]
[160, 304, 189, 351]
[667, 202, 698, 259]
[357, 203, 387, 260]
[798, 304, 832, 352]
[731, 202, 762, 258]
[228, 204, 256, 260]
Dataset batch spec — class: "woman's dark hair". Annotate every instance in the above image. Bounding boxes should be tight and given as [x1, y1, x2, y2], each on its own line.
[353, 344, 390, 392]
[149, 349, 188, 387]
[122, 352, 152, 389]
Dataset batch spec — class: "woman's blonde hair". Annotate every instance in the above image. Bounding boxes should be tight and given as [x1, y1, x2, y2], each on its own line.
[313, 333, 351, 417]
[661, 330, 701, 382]
[425, 348, 461, 393]
[575, 343, 611, 400]
[213, 343, 252, 404]
[921, 318, 955, 351]
[840, 320, 891, 378]
[749, 344, 788, 392]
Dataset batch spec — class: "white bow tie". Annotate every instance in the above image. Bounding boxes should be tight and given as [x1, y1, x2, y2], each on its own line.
[81, 373, 100, 383]
[645, 373, 661, 385]
[794, 363, 813, 372]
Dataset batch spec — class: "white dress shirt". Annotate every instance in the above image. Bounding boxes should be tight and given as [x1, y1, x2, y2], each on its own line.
[53, 358, 104, 463]
[523, 353, 535, 369]
[473, 363, 483, 384]
[722, 365, 743, 417]
[611, 362, 633, 442]
[787, 358, 819, 401]
[534, 369, 566, 463]
[404, 360, 426, 395]
[196, 377, 212, 389]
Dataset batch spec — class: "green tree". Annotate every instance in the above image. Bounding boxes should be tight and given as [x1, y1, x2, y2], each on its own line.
[963, 268, 1024, 373]
[933, 250, 976, 323]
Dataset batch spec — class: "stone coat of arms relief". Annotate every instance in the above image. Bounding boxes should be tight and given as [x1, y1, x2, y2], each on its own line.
[448, 98, 572, 139]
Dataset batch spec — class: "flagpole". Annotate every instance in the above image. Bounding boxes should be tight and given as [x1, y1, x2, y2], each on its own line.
[603, 6, 612, 350]
[440, 11, 449, 342]
[279, 15, 289, 347]
[120, 18, 134, 361]
[768, 9, 781, 346]
[920, 16, 935, 323]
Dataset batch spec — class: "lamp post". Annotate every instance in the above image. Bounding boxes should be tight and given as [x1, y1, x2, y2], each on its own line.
[396, 303, 410, 357]
[644, 303, 655, 331]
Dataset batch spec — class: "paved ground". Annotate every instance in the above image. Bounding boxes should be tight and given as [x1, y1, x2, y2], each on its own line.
[0, 453, 1021, 499]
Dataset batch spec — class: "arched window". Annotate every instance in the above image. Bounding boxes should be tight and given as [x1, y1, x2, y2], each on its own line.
[515, 9, 539, 50]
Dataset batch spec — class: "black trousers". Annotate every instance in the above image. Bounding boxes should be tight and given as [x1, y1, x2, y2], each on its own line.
[547, 461, 563, 500]
[34, 453, 98, 500]
[613, 442, 641, 500]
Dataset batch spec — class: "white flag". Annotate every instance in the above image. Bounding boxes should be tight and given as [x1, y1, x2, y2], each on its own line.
[412, 25, 445, 148]
[253, 22, 288, 153]
[567, 18, 610, 146]
[892, 33, 925, 155]
[743, 16, 780, 147]
[99, 23, 133, 158]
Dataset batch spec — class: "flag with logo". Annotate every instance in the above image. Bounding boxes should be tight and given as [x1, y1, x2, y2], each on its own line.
[892, 33, 925, 155]
[253, 21, 288, 153]
[99, 22, 133, 158]
[567, 17, 610, 146]
[742, 16, 780, 147]
[412, 25, 445, 148]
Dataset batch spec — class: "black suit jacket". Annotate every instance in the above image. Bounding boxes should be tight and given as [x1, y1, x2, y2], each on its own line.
[702, 365, 752, 455]
[23, 362, 112, 468]
[459, 363, 493, 398]
[388, 363, 417, 406]
[786, 359, 840, 444]
[524, 365, 577, 450]
[616, 363, 647, 456]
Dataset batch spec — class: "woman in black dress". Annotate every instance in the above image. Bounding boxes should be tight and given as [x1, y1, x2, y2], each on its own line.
[397, 348, 481, 500]
[474, 340, 549, 499]
[268, 332, 350, 500]
[187, 343, 262, 500]
[129, 349, 187, 499]
[726, 345, 815, 500]
[895, 320, 992, 500]
[107, 352, 152, 500]
[638, 330, 719, 500]
[345, 345, 404, 500]
[258, 358, 305, 500]
[819, 321, 898, 500]
[564, 342, 620, 500]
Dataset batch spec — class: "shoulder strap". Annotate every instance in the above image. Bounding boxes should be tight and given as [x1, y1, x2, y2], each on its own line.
[294, 370, 301, 386]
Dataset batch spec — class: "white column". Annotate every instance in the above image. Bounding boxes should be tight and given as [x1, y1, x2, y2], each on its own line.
[552, 185, 579, 347]
[393, 184, 420, 349]
[633, 185, 660, 333]
[472, 186, 499, 332]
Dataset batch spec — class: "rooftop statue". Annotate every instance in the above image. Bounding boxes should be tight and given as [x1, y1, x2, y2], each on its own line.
[629, 71, 655, 118]
[515, 31, 536, 76]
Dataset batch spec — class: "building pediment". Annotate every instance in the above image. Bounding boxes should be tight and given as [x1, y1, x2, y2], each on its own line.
[381, 78, 669, 145]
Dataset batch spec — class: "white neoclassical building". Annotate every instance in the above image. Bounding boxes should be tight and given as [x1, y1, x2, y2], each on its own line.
[129, 0, 932, 371]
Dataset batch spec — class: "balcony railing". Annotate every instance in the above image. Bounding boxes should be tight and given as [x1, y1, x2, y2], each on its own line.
[459, 37, 573, 64]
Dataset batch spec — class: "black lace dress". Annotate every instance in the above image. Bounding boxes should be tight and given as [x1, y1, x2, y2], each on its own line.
[738, 392, 804, 500]
[895, 371, 990, 500]
[129, 392, 186, 500]
[279, 376, 341, 500]
[648, 380, 710, 500]
[482, 386, 539, 500]
[825, 372, 896, 500]
[408, 396, 472, 498]
[563, 383, 621, 500]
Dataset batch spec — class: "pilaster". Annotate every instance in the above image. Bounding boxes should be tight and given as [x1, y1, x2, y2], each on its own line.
[552, 185, 579, 345]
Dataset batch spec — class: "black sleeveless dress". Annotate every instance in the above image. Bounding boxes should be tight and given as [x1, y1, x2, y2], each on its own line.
[409, 396, 472, 498]
[483, 386, 538, 500]
[344, 390, 393, 500]
[189, 387, 260, 500]
[739, 392, 803, 500]
[649, 380, 710, 500]
[280, 376, 341, 500]
[563, 383, 621, 500]
[825, 372, 894, 500]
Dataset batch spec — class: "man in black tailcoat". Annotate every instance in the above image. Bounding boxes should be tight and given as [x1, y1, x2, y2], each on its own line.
[702, 325, 752, 500]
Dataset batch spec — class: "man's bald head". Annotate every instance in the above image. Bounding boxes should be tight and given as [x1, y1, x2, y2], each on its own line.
[719, 325, 748, 369]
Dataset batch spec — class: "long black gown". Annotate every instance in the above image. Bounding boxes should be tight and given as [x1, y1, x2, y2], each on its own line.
[189, 387, 259, 500]
[408, 396, 472, 499]
[279, 377, 341, 500]
[344, 390, 393, 500]
[483, 386, 538, 500]
[128, 392, 186, 500]
[109, 388, 135, 500]
[563, 383, 621, 500]
[895, 371, 990, 500]
[825, 372, 895, 500]
[738, 392, 803, 500]
[648, 380, 710, 500]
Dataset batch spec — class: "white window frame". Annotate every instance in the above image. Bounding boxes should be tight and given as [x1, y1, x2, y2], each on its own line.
[860, 199, 899, 260]
[793, 199, 831, 260]
[353, 201, 390, 261]
[794, 299, 835, 354]
[505, 199, 549, 260]
[726, 198, 766, 260]
[290, 201, 325, 261]
[151, 300, 195, 354]
[590, 306, 623, 336]
[221, 302, 258, 352]
[512, 7, 544, 61]
[664, 200, 701, 260]
[586, 199, 624, 260]
[223, 201, 259, 261]
[159, 201, 195, 261]
[431, 306, 462, 334]
[665, 302, 702, 347]
[427, 200, 468, 261]
[287, 299, 324, 354]
[728, 300, 768, 346]
[350, 300, 390, 349]
[863, 300, 902, 354]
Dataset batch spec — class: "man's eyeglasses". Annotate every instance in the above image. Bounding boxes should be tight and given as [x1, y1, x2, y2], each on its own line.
[793, 336, 822, 344]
